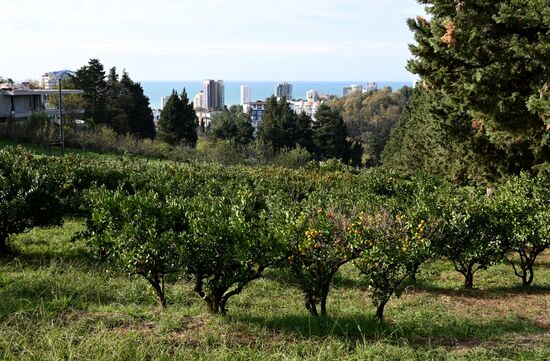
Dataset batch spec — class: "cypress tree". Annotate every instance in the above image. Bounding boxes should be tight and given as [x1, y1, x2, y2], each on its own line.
[72, 59, 109, 124]
[312, 104, 348, 161]
[120, 71, 155, 139]
[157, 89, 197, 146]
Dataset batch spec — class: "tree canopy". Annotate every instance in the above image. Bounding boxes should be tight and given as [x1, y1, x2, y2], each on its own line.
[157, 89, 198, 147]
[407, 0, 550, 179]
[210, 105, 254, 145]
[72, 60, 155, 139]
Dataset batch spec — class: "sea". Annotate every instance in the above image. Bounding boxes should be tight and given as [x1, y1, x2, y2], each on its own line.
[141, 81, 414, 110]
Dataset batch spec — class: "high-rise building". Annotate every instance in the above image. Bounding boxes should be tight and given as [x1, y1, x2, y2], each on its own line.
[240, 85, 251, 105]
[193, 91, 204, 110]
[202, 79, 224, 111]
[366, 82, 378, 92]
[160, 96, 171, 110]
[276, 82, 293, 99]
[343, 84, 363, 97]
[306, 90, 319, 102]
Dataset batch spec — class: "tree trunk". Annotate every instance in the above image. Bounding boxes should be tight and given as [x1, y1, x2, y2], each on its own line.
[522, 265, 534, 288]
[305, 297, 318, 316]
[147, 276, 166, 308]
[410, 262, 420, 284]
[320, 284, 331, 317]
[206, 289, 226, 315]
[0, 235, 9, 257]
[375, 299, 388, 322]
[463, 268, 474, 289]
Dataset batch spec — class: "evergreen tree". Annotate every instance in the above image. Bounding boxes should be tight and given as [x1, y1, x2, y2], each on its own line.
[157, 89, 198, 146]
[120, 71, 155, 139]
[381, 87, 507, 185]
[312, 104, 349, 161]
[407, 0, 550, 179]
[211, 105, 254, 145]
[105, 67, 128, 134]
[72, 59, 109, 124]
[295, 112, 315, 152]
[257, 96, 314, 152]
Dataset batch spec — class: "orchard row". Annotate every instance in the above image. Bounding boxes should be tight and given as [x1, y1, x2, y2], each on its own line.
[1, 147, 548, 320]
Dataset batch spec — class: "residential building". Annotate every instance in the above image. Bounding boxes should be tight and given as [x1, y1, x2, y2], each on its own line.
[240, 85, 250, 105]
[41, 70, 75, 89]
[290, 100, 322, 121]
[202, 79, 224, 111]
[306, 90, 319, 102]
[196, 110, 221, 129]
[242, 101, 266, 129]
[193, 91, 204, 110]
[366, 82, 378, 92]
[0, 82, 83, 121]
[276, 82, 293, 99]
[160, 96, 170, 110]
[343, 84, 363, 97]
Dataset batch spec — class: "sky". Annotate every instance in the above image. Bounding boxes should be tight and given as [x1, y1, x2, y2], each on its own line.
[1, 0, 426, 82]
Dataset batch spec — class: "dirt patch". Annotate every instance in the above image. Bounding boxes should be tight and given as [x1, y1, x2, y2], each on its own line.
[409, 291, 550, 326]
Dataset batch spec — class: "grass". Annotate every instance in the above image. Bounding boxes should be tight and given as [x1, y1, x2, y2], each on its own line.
[0, 139, 100, 158]
[0, 220, 549, 360]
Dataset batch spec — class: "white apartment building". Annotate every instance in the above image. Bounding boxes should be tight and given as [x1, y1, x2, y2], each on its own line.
[240, 85, 251, 105]
[290, 100, 322, 121]
[41, 70, 75, 89]
[160, 96, 171, 110]
[193, 91, 204, 110]
[306, 90, 319, 102]
[343, 84, 364, 97]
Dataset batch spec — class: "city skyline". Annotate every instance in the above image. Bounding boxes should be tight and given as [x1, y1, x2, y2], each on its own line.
[2, 0, 425, 82]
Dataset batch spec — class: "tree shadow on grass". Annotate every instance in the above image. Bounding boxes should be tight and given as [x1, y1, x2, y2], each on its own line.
[229, 311, 550, 350]
[0, 270, 124, 317]
[412, 281, 550, 298]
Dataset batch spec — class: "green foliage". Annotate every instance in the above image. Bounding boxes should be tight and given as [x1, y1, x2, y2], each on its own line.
[492, 173, 550, 287]
[29, 112, 57, 147]
[210, 105, 254, 145]
[0, 147, 64, 254]
[72, 59, 109, 124]
[407, 0, 550, 178]
[157, 89, 198, 147]
[353, 208, 435, 321]
[272, 146, 312, 169]
[381, 87, 506, 185]
[84, 188, 188, 307]
[312, 104, 349, 162]
[256, 96, 314, 153]
[286, 207, 364, 316]
[438, 190, 505, 289]
[73, 62, 155, 139]
[119, 71, 156, 139]
[331, 87, 413, 166]
[182, 189, 285, 314]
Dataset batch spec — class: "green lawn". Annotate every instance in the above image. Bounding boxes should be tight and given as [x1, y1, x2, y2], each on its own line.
[0, 219, 549, 360]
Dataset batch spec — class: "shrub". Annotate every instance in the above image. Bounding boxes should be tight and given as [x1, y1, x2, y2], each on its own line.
[84, 188, 188, 307]
[272, 147, 312, 169]
[0, 147, 64, 255]
[493, 174, 550, 287]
